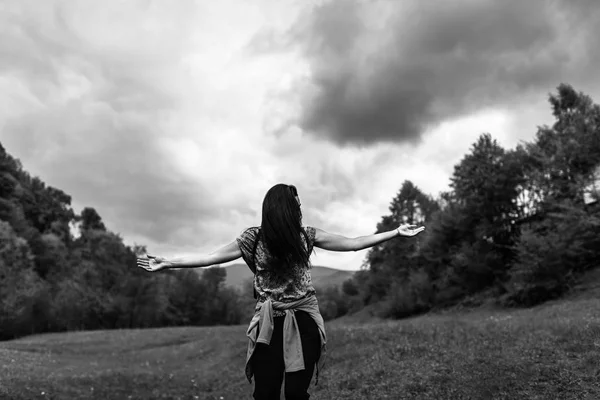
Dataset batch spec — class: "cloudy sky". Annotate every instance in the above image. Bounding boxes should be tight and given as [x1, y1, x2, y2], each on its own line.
[1, 0, 599, 271]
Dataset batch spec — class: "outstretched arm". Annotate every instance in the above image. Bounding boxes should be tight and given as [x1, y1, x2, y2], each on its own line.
[313, 224, 425, 252]
[137, 241, 242, 272]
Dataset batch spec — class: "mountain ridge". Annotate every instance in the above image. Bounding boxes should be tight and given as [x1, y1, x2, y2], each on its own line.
[219, 263, 356, 292]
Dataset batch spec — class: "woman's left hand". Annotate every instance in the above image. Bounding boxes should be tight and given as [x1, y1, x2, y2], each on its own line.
[136, 254, 171, 272]
[396, 224, 425, 237]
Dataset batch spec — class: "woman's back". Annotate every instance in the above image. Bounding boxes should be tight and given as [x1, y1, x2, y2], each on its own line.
[237, 226, 317, 316]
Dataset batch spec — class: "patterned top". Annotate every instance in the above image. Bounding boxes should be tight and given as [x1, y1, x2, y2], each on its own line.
[236, 226, 317, 317]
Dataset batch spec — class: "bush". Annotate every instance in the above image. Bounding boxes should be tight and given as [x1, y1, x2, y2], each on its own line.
[318, 299, 339, 321]
[344, 296, 364, 315]
[341, 278, 359, 296]
[504, 201, 600, 307]
[378, 269, 434, 319]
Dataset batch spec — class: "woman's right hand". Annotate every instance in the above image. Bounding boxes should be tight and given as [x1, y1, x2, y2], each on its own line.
[396, 224, 425, 237]
[136, 254, 171, 272]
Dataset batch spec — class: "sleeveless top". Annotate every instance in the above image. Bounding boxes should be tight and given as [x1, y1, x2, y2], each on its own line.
[236, 226, 317, 317]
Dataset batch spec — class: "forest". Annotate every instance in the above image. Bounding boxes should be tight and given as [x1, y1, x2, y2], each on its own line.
[1, 83, 599, 340]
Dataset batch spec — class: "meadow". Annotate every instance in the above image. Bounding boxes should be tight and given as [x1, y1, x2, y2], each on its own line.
[1, 294, 600, 400]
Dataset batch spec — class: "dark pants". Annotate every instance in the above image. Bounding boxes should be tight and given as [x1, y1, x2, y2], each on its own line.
[251, 310, 321, 400]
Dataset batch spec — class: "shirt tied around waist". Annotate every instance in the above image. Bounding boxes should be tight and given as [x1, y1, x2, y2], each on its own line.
[245, 294, 327, 386]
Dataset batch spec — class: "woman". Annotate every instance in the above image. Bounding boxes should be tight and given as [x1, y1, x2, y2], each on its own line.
[137, 183, 425, 400]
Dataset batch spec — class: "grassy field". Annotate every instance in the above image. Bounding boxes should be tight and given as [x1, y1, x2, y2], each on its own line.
[1, 295, 600, 400]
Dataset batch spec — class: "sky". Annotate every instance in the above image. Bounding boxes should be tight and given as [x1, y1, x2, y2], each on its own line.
[1, 0, 599, 271]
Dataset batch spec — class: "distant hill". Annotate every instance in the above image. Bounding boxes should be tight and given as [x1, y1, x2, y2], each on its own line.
[220, 263, 355, 292]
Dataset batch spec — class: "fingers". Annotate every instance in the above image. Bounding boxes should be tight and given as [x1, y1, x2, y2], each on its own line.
[136, 256, 154, 271]
[401, 224, 421, 229]
[401, 225, 424, 231]
[405, 226, 425, 236]
[136, 261, 149, 270]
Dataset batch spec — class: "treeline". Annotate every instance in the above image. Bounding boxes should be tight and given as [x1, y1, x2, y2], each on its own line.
[0, 148, 254, 340]
[322, 83, 600, 321]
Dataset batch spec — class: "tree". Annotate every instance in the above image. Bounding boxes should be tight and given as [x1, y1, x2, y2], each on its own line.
[523, 84, 600, 208]
[79, 207, 106, 232]
[162, 269, 207, 326]
[201, 267, 228, 324]
[502, 85, 600, 306]
[0, 221, 48, 339]
[341, 278, 359, 296]
[450, 133, 524, 248]
[202, 266, 226, 296]
[442, 133, 526, 293]
[360, 181, 438, 305]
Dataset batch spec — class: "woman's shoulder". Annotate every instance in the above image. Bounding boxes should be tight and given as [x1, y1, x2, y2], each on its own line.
[242, 226, 260, 233]
[238, 226, 260, 240]
[303, 226, 317, 240]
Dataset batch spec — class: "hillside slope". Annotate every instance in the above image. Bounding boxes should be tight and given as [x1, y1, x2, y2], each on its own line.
[221, 263, 355, 292]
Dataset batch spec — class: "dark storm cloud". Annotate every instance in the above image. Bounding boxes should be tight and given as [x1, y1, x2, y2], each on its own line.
[271, 0, 600, 146]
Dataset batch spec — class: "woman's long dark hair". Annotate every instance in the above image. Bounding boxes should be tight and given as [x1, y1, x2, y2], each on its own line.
[260, 184, 311, 271]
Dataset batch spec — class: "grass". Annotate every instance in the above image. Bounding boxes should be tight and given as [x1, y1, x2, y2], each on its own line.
[1, 296, 600, 399]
